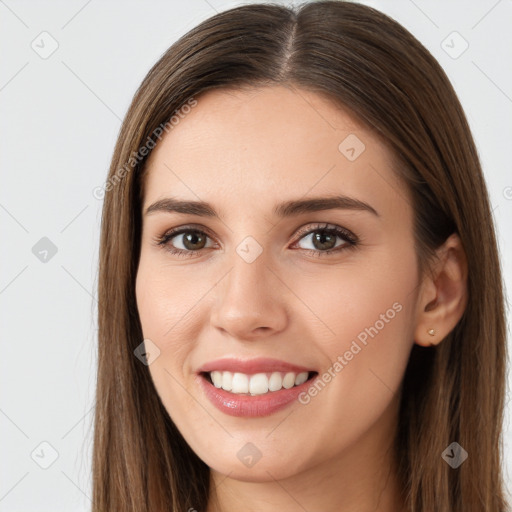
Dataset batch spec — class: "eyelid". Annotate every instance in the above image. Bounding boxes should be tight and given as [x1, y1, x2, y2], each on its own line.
[292, 222, 358, 244]
[154, 223, 217, 248]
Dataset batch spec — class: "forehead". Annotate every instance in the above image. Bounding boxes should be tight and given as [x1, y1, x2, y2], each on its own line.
[142, 85, 410, 220]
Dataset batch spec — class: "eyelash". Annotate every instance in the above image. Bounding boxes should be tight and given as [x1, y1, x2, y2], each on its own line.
[154, 223, 359, 259]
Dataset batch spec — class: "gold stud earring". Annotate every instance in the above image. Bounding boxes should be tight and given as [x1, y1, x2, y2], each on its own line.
[427, 328, 436, 336]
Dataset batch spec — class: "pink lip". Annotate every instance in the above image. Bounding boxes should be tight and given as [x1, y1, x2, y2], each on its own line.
[196, 372, 317, 417]
[197, 357, 314, 375]
[195, 357, 317, 418]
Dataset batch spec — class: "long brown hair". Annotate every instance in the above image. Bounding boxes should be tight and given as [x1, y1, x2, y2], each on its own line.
[93, 2, 509, 510]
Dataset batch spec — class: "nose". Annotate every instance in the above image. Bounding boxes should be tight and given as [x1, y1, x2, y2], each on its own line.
[210, 248, 289, 341]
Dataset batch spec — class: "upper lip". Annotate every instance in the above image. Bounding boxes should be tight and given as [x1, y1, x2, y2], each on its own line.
[197, 357, 315, 375]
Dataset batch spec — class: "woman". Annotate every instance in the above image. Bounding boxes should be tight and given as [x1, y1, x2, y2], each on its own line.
[92, 1, 509, 511]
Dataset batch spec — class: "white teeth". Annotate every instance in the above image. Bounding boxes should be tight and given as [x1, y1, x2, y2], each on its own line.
[231, 372, 249, 393]
[211, 371, 222, 388]
[249, 373, 268, 395]
[282, 372, 296, 389]
[222, 371, 233, 391]
[268, 372, 282, 392]
[208, 370, 310, 395]
[294, 372, 308, 386]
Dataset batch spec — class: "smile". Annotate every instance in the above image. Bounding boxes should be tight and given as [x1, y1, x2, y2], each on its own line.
[196, 357, 319, 417]
[204, 370, 313, 395]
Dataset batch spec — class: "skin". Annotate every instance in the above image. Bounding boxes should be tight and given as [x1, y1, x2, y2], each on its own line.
[135, 85, 467, 512]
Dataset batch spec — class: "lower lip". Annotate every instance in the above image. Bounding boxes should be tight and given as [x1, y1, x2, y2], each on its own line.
[197, 373, 317, 417]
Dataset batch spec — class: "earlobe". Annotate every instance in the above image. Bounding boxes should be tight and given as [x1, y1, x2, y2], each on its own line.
[414, 233, 468, 347]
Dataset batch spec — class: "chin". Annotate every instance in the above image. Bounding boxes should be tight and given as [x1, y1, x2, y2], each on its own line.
[210, 461, 299, 483]
[202, 446, 311, 483]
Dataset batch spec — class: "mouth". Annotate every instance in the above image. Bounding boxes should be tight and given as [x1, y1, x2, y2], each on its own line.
[196, 357, 320, 417]
[200, 370, 318, 396]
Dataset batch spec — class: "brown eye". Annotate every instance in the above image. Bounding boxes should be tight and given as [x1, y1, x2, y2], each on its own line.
[309, 231, 338, 251]
[179, 231, 208, 250]
[157, 228, 214, 257]
[292, 223, 358, 257]
[156, 223, 358, 259]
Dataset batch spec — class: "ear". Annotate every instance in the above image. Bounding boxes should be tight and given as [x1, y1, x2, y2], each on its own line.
[414, 233, 468, 347]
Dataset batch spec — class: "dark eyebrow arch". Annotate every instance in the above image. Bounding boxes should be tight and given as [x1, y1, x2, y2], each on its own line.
[145, 195, 379, 218]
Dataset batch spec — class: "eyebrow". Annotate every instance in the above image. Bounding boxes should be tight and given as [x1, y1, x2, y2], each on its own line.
[145, 195, 379, 218]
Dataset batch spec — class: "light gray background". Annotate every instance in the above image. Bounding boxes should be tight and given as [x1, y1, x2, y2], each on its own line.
[1, 0, 511, 510]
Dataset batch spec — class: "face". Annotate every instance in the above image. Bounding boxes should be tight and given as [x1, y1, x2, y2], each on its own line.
[135, 85, 421, 482]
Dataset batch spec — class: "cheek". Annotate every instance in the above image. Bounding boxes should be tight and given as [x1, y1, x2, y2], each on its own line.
[287, 245, 418, 406]
[290, 246, 417, 344]
[135, 259, 187, 401]
[135, 252, 204, 350]
[135, 256, 203, 422]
